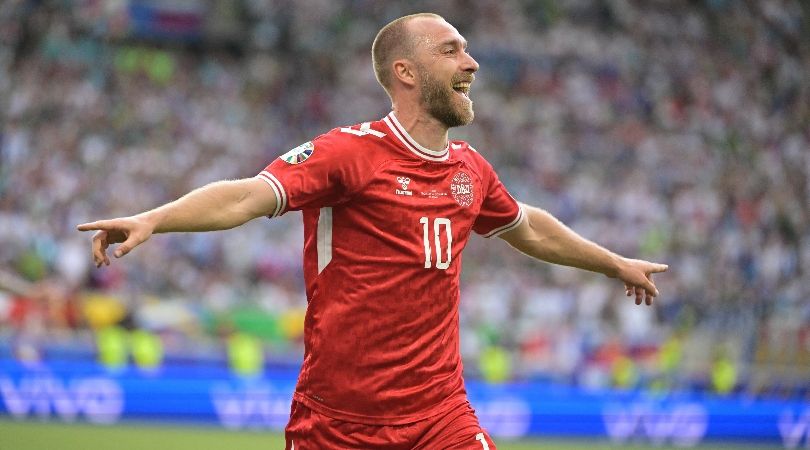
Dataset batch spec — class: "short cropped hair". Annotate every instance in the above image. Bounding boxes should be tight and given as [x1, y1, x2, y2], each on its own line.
[372, 13, 444, 95]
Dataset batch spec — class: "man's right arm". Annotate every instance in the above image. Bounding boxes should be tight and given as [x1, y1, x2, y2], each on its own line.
[77, 177, 276, 267]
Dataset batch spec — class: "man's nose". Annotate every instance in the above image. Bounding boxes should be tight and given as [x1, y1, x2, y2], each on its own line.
[462, 52, 479, 73]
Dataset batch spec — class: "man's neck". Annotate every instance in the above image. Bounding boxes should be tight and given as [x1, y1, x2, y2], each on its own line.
[391, 106, 449, 151]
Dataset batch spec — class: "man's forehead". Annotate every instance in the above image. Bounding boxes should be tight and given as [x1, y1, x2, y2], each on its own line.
[407, 16, 467, 48]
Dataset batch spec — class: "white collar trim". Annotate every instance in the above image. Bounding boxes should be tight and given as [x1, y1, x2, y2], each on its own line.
[383, 112, 450, 162]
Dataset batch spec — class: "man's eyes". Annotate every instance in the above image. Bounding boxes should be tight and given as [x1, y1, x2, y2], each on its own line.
[440, 45, 469, 55]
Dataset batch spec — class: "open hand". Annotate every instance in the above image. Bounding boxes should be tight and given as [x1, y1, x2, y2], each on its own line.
[76, 216, 154, 268]
[613, 258, 668, 306]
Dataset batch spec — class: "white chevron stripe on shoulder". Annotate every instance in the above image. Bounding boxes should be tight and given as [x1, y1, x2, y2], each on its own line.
[483, 206, 526, 238]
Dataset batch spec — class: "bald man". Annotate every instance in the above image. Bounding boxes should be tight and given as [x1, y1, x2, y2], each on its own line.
[79, 13, 667, 449]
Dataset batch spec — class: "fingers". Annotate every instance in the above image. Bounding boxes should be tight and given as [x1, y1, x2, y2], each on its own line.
[89, 231, 143, 265]
[113, 232, 145, 259]
[645, 272, 660, 297]
[626, 280, 658, 306]
[621, 259, 667, 306]
[91, 231, 110, 268]
[80, 217, 145, 267]
[77, 220, 116, 232]
[640, 277, 658, 300]
[114, 243, 129, 258]
[627, 285, 654, 305]
[635, 286, 644, 305]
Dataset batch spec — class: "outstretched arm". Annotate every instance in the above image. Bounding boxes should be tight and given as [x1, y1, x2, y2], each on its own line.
[499, 203, 668, 305]
[77, 177, 277, 267]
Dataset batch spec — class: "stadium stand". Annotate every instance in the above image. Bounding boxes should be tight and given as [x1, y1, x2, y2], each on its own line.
[0, 0, 807, 398]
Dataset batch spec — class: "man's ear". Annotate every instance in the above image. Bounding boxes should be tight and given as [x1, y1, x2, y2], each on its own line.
[392, 59, 417, 88]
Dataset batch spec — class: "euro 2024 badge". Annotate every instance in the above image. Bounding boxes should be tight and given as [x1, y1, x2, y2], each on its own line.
[280, 141, 314, 164]
[451, 171, 474, 207]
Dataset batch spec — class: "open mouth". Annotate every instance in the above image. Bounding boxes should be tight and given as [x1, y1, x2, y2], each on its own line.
[452, 82, 471, 99]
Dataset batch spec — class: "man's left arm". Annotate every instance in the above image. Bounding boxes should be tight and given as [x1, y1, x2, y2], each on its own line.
[498, 203, 668, 305]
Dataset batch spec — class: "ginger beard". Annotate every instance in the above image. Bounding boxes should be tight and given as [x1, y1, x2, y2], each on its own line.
[416, 62, 474, 128]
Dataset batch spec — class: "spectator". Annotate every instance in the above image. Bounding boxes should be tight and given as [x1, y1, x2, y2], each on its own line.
[1, 0, 807, 393]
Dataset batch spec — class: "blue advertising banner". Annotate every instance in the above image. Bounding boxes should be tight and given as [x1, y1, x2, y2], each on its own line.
[1, 360, 808, 448]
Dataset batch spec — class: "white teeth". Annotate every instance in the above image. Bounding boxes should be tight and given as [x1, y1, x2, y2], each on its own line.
[453, 82, 471, 98]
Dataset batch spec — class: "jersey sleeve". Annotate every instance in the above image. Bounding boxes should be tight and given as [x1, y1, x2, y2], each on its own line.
[473, 161, 525, 238]
[256, 130, 370, 217]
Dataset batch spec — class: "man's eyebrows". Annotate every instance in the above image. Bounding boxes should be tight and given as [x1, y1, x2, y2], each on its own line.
[437, 37, 468, 49]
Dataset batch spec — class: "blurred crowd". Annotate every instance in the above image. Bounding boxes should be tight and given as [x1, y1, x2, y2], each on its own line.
[0, 0, 808, 396]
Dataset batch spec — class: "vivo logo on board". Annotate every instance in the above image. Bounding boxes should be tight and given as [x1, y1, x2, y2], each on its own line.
[210, 382, 289, 430]
[603, 403, 708, 447]
[0, 376, 123, 424]
[780, 409, 810, 449]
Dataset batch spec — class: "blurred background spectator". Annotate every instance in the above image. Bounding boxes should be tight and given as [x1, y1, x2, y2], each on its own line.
[0, 0, 807, 398]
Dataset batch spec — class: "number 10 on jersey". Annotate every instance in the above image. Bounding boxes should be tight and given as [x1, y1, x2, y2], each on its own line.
[420, 217, 452, 270]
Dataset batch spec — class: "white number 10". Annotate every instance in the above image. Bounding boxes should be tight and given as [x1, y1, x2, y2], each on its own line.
[420, 217, 452, 270]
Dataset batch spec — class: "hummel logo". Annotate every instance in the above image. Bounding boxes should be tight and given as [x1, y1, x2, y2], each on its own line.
[395, 176, 412, 196]
[397, 177, 411, 190]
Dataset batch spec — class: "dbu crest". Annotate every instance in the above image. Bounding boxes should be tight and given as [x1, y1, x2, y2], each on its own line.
[450, 172, 474, 207]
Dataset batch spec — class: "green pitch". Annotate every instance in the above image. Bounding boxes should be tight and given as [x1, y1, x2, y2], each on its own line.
[0, 419, 778, 450]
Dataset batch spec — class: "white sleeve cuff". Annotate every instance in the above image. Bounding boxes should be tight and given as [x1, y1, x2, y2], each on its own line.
[482, 205, 525, 238]
[256, 171, 288, 217]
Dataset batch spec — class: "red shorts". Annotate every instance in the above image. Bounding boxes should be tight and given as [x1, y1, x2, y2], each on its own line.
[284, 400, 497, 450]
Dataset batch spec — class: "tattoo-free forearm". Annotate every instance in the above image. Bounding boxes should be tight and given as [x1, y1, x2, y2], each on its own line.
[138, 178, 274, 233]
[501, 205, 622, 277]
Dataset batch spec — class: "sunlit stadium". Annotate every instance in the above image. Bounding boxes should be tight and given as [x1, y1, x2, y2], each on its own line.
[1, 1, 808, 449]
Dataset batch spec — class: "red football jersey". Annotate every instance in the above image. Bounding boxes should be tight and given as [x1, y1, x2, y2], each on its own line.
[257, 112, 524, 425]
